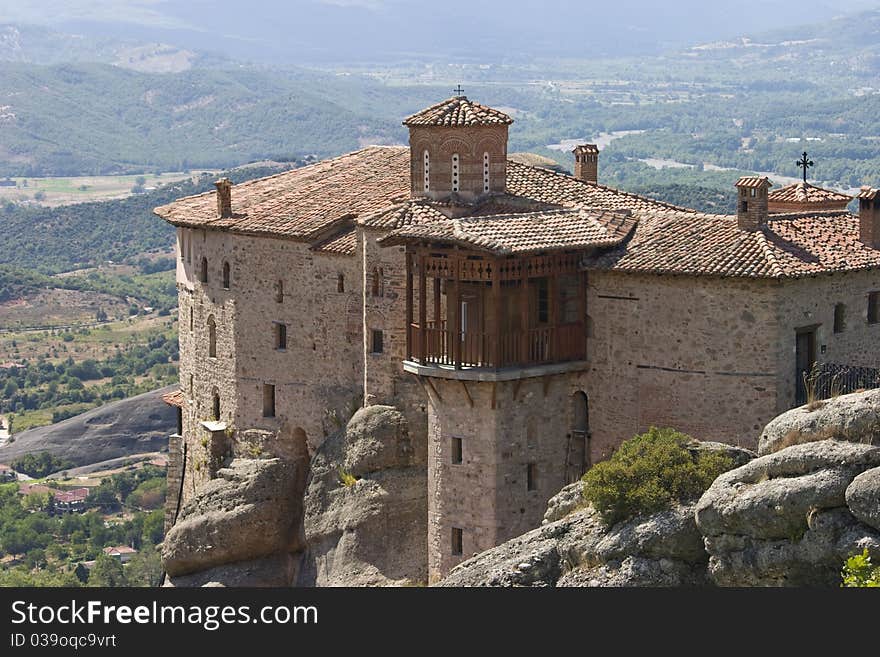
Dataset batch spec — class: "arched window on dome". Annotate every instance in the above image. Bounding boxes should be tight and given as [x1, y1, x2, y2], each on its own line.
[423, 150, 430, 192]
[483, 152, 490, 193]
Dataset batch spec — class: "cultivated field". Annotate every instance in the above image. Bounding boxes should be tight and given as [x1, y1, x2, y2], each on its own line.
[0, 170, 217, 207]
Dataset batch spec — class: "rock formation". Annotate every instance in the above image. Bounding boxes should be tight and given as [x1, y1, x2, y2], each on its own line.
[757, 389, 880, 455]
[695, 440, 880, 586]
[162, 456, 309, 586]
[298, 405, 427, 586]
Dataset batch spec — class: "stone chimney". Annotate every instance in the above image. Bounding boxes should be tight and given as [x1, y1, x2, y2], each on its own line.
[858, 186, 880, 249]
[572, 144, 599, 183]
[735, 176, 771, 231]
[215, 178, 232, 218]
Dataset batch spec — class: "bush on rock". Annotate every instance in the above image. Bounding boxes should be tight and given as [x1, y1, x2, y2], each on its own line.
[583, 427, 735, 526]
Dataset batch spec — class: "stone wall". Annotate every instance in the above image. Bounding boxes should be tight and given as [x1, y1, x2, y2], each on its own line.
[171, 227, 365, 510]
[408, 125, 508, 201]
[360, 226, 429, 463]
[584, 271, 780, 455]
[423, 371, 588, 582]
[773, 269, 880, 410]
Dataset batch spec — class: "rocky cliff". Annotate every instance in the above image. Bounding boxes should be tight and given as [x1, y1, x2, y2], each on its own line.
[161, 404, 426, 586]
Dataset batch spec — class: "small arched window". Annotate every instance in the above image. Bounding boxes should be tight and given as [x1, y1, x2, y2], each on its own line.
[451, 153, 460, 192]
[222, 261, 230, 289]
[423, 150, 430, 192]
[207, 315, 217, 357]
[337, 273, 345, 293]
[483, 152, 490, 193]
[834, 303, 846, 333]
[199, 256, 208, 283]
[212, 389, 221, 421]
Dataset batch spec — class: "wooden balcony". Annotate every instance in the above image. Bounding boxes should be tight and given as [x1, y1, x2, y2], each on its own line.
[410, 321, 585, 369]
[403, 243, 589, 374]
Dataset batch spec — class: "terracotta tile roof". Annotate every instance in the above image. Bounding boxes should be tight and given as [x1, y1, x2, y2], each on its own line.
[380, 208, 635, 255]
[55, 487, 89, 503]
[586, 210, 880, 279]
[858, 186, 880, 201]
[735, 176, 771, 189]
[768, 182, 852, 205]
[504, 161, 691, 213]
[572, 144, 599, 154]
[403, 96, 513, 127]
[161, 389, 184, 408]
[311, 228, 358, 255]
[154, 147, 410, 240]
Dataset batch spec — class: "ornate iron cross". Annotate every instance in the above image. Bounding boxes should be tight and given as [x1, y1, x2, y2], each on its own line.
[797, 151, 814, 183]
[453, 84, 464, 96]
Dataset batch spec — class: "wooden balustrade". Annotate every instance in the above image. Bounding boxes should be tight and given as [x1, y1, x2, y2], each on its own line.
[409, 322, 585, 369]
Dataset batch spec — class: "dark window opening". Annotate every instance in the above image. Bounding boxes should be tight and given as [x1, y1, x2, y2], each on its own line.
[868, 292, 879, 324]
[451, 527, 463, 556]
[207, 316, 217, 358]
[275, 323, 287, 350]
[222, 261, 230, 289]
[371, 268, 380, 297]
[212, 392, 220, 421]
[263, 384, 276, 418]
[527, 463, 537, 491]
[740, 200, 748, 213]
[834, 303, 846, 333]
[275, 280, 284, 303]
[337, 273, 345, 293]
[199, 257, 208, 283]
[189, 308, 193, 332]
[537, 278, 549, 324]
[371, 329, 384, 354]
[451, 437, 463, 464]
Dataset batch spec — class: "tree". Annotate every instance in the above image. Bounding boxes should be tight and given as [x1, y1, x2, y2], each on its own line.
[141, 510, 164, 545]
[87, 554, 126, 587]
[126, 543, 163, 587]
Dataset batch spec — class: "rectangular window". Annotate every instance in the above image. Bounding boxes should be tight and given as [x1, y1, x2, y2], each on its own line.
[275, 280, 284, 303]
[869, 292, 879, 324]
[451, 436, 463, 464]
[537, 278, 549, 324]
[741, 200, 748, 213]
[371, 329, 384, 354]
[451, 527, 463, 556]
[262, 384, 276, 418]
[834, 303, 846, 334]
[527, 463, 537, 491]
[275, 323, 287, 350]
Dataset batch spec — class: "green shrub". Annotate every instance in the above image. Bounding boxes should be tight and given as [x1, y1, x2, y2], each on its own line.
[582, 427, 735, 526]
[842, 549, 880, 587]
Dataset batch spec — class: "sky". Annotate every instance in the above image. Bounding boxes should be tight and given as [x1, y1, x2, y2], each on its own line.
[1, 0, 879, 61]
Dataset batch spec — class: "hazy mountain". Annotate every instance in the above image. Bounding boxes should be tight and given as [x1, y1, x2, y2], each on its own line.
[2, 0, 878, 62]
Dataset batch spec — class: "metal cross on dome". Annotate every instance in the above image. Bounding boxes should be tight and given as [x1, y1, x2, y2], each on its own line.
[453, 84, 465, 97]
[797, 151, 814, 183]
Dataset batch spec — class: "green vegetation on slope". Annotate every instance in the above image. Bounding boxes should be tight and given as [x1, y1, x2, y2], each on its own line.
[0, 479, 164, 587]
[582, 427, 735, 526]
[0, 165, 287, 274]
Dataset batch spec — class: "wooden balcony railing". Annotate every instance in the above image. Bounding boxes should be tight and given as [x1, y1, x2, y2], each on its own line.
[410, 322, 585, 369]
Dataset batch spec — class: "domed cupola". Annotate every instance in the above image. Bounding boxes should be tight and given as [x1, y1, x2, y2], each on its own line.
[403, 94, 513, 203]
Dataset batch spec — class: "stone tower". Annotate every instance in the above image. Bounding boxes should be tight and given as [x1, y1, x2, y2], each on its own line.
[572, 144, 599, 183]
[735, 176, 771, 230]
[403, 95, 512, 202]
